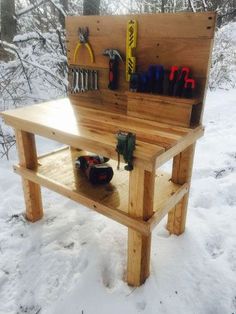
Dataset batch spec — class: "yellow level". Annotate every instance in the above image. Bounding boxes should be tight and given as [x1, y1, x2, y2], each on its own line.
[126, 19, 138, 81]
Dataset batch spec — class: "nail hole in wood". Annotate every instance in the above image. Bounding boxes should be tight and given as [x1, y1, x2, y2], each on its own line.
[52, 131, 55, 135]
[156, 55, 159, 58]
[207, 26, 211, 29]
[97, 28, 100, 31]
[156, 43, 160, 46]
[97, 20, 100, 23]
[93, 204, 97, 209]
[208, 16, 212, 20]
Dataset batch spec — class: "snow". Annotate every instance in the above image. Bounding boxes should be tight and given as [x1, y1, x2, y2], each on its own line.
[0, 89, 236, 314]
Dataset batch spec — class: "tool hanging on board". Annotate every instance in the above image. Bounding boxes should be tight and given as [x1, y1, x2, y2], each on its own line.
[116, 131, 136, 171]
[70, 68, 99, 93]
[183, 78, 195, 98]
[75, 155, 113, 184]
[174, 67, 190, 97]
[168, 66, 179, 96]
[126, 19, 138, 82]
[103, 49, 123, 90]
[73, 27, 95, 64]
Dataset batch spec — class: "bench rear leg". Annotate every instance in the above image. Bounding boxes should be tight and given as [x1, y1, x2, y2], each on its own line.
[15, 130, 43, 222]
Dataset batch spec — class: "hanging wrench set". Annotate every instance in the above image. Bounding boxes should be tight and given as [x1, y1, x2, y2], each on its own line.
[70, 68, 98, 93]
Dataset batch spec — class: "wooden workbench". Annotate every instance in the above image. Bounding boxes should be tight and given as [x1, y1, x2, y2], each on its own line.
[1, 12, 216, 286]
[1, 97, 203, 285]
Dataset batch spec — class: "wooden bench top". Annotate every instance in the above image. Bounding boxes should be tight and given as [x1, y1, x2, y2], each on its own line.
[1, 98, 203, 171]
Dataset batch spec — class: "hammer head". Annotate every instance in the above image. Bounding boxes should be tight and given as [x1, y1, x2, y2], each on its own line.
[103, 49, 123, 62]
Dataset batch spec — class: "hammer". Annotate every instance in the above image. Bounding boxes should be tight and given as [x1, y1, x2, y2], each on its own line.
[103, 49, 123, 90]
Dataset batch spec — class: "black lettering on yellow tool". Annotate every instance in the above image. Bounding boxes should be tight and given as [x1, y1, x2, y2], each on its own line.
[126, 20, 137, 81]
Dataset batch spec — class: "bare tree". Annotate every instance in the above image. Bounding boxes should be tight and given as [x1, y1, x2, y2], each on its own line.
[1, 0, 17, 42]
[59, 0, 68, 28]
[83, 0, 100, 15]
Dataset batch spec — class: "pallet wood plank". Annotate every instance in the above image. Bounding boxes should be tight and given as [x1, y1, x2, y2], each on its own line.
[15, 130, 43, 222]
[66, 12, 216, 68]
[14, 165, 150, 235]
[127, 167, 155, 286]
[167, 144, 196, 235]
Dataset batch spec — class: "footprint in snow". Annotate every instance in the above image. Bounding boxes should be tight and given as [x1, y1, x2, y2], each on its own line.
[78, 258, 89, 273]
[102, 265, 115, 289]
[214, 166, 234, 179]
[206, 236, 224, 259]
[193, 192, 213, 209]
[136, 300, 147, 311]
[17, 304, 41, 314]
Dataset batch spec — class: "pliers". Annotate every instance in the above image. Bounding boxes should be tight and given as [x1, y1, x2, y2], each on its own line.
[73, 27, 94, 64]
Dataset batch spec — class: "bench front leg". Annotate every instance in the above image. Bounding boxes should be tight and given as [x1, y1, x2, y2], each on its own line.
[15, 130, 43, 222]
[127, 168, 155, 286]
[167, 144, 195, 235]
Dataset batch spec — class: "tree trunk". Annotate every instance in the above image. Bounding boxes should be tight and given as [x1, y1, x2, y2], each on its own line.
[59, 0, 68, 29]
[83, 0, 100, 15]
[161, 0, 166, 13]
[1, 0, 16, 42]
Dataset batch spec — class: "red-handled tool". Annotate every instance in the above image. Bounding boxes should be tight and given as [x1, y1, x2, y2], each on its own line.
[183, 78, 196, 98]
[103, 49, 123, 90]
[168, 65, 179, 96]
[174, 67, 190, 97]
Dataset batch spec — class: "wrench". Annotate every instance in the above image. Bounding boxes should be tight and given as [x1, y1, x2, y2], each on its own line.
[71, 69, 75, 93]
[94, 70, 98, 90]
[85, 70, 89, 91]
[89, 70, 94, 90]
[80, 69, 85, 92]
[74, 69, 80, 93]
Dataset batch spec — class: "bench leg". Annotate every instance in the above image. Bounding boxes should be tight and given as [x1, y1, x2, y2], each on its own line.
[127, 168, 155, 286]
[15, 130, 43, 222]
[167, 144, 195, 235]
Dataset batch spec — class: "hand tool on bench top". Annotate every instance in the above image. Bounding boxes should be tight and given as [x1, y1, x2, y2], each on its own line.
[116, 131, 136, 171]
[103, 49, 123, 90]
[174, 67, 190, 97]
[183, 78, 195, 98]
[126, 19, 138, 81]
[73, 27, 94, 64]
[75, 155, 113, 184]
[167, 66, 179, 96]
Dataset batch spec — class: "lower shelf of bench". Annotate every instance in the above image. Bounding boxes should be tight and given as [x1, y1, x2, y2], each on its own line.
[13, 147, 188, 235]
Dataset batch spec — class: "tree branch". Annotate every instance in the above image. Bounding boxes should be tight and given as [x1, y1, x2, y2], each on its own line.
[16, 0, 49, 17]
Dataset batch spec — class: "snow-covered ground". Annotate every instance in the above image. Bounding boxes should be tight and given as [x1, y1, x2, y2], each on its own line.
[0, 89, 235, 314]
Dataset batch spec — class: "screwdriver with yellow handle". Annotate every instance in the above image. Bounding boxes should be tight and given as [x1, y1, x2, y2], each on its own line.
[126, 19, 138, 81]
[73, 27, 94, 64]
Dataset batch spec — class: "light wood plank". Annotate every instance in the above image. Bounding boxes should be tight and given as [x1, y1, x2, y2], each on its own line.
[15, 130, 43, 222]
[14, 164, 149, 235]
[167, 144, 196, 235]
[1, 99, 167, 171]
[127, 92, 195, 127]
[149, 183, 189, 231]
[155, 125, 204, 168]
[127, 167, 155, 286]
